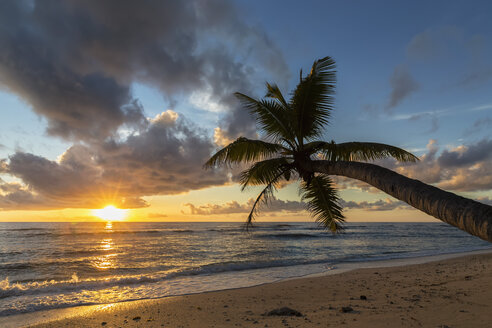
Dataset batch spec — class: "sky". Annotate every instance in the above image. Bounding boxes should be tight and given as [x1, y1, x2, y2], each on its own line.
[1, 0, 492, 223]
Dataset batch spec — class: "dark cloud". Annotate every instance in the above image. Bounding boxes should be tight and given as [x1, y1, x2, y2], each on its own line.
[0, 0, 291, 210]
[183, 196, 306, 215]
[0, 0, 288, 141]
[183, 195, 411, 216]
[331, 139, 492, 204]
[0, 182, 53, 210]
[386, 65, 419, 111]
[333, 138, 492, 194]
[382, 139, 492, 192]
[0, 111, 229, 210]
[340, 198, 410, 211]
[437, 139, 492, 168]
[0, 1, 142, 141]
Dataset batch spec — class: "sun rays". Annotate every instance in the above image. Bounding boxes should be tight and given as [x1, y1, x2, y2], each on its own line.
[92, 205, 129, 221]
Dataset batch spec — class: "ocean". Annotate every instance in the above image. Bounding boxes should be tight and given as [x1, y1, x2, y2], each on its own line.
[0, 221, 490, 317]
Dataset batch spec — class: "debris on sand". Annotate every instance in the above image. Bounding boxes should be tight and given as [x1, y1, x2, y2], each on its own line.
[340, 306, 354, 313]
[265, 307, 303, 317]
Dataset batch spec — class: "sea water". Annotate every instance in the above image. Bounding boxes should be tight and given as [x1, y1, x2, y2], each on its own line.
[0, 221, 490, 316]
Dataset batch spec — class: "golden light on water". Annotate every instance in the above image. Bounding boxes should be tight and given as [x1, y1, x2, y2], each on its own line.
[92, 237, 117, 270]
[92, 205, 128, 221]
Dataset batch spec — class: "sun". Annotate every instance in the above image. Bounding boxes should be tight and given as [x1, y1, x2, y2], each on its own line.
[92, 205, 128, 221]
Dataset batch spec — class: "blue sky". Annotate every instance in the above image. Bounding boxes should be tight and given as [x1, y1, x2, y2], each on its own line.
[0, 0, 491, 221]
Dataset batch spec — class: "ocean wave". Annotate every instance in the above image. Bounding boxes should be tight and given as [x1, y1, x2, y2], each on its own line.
[1, 222, 490, 317]
[0, 273, 161, 300]
[0, 257, 334, 300]
[272, 224, 293, 228]
[257, 233, 326, 239]
[0, 263, 33, 270]
[0, 228, 49, 232]
[208, 228, 242, 233]
[18, 230, 167, 237]
[170, 229, 194, 233]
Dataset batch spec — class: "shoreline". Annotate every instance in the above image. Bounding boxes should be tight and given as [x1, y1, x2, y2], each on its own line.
[2, 247, 491, 328]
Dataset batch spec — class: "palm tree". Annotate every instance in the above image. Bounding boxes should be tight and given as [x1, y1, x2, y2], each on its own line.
[205, 56, 492, 242]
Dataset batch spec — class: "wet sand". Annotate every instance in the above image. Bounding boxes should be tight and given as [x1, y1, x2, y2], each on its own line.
[8, 251, 492, 327]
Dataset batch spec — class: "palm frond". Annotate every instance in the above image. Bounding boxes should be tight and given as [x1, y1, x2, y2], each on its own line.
[239, 157, 292, 190]
[290, 56, 336, 142]
[265, 82, 289, 109]
[235, 92, 295, 143]
[302, 140, 333, 156]
[245, 169, 286, 229]
[204, 137, 286, 168]
[318, 142, 419, 162]
[300, 174, 345, 232]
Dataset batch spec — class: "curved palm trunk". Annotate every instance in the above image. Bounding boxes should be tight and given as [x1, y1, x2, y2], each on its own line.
[305, 160, 492, 243]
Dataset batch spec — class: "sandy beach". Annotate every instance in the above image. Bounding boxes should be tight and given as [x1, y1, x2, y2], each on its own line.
[3, 250, 487, 328]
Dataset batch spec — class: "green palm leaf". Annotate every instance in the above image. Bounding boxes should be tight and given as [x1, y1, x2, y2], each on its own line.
[301, 174, 345, 232]
[204, 137, 286, 168]
[317, 141, 419, 162]
[245, 170, 286, 229]
[291, 56, 336, 142]
[235, 92, 296, 143]
[265, 82, 290, 109]
[205, 56, 419, 234]
[239, 157, 292, 190]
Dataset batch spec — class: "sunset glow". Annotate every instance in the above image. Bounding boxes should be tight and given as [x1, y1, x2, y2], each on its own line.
[0, 1, 491, 225]
[92, 205, 128, 221]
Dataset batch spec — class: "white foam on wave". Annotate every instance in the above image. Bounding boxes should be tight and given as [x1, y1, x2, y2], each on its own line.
[0, 273, 82, 298]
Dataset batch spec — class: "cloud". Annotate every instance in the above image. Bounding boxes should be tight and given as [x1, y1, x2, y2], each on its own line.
[333, 138, 492, 195]
[406, 26, 464, 60]
[437, 139, 492, 168]
[183, 196, 306, 215]
[0, 111, 229, 210]
[0, 1, 292, 210]
[406, 30, 438, 59]
[383, 139, 492, 192]
[183, 195, 412, 216]
[0, 182, 52, 210]
[470, 104, 492, 111]
[0, 0, 289, 142]
[340, 198, 410, 211]
[386, 65, 419, 111]
[428, 116, 439, 133]
[147, 213, 169, 219]
[406, 27, 492, 87]
[213, 127, 235, 147]
[392, 111, 440, 134]
[465, 117, 492, 135]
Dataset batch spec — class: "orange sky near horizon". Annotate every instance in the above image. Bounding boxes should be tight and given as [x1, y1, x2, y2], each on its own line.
[1, 1, 492, 225]
[0, 182, 438, 223]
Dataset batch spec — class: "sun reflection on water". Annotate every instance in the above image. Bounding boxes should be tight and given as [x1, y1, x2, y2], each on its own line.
[91, 224, 117, 270]
[100, 238, 113, 251]
[105, 222, 113, 231]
